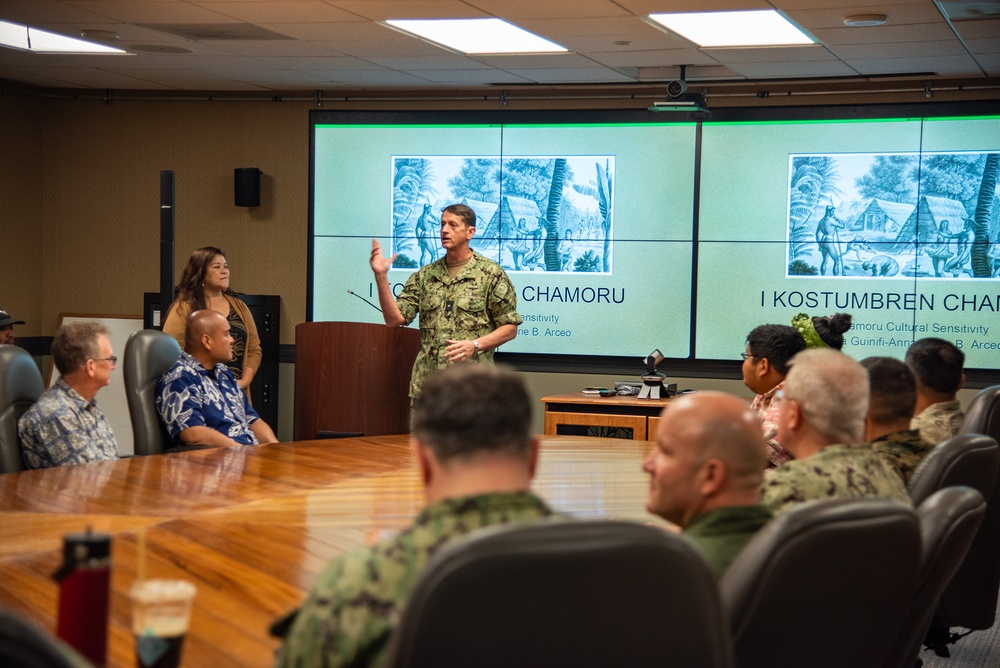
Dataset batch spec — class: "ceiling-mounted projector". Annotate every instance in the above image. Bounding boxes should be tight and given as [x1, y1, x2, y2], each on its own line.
[648, 92, 710, 114]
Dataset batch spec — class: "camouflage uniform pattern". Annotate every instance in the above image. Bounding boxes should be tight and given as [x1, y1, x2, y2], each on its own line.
[396, 252, 522, 399]
[911, 400, 964, 445]
[761, 444, 912, 515]
[867, 429, 936, 483]
[751, 381, 793, 468]
[274, 492, 555, 668]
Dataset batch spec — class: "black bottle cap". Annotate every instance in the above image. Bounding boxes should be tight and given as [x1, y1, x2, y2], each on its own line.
[53, 529, 111, 581]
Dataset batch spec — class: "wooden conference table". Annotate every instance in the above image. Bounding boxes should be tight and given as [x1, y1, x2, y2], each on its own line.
[0, 435, 656, 668]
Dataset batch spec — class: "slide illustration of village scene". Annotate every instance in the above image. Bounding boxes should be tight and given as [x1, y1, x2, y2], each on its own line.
[786, 151, 1000, 279]
[390, 155, 614, 274]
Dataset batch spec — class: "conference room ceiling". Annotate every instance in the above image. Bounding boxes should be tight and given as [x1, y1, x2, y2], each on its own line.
[0, 0, 997, 95]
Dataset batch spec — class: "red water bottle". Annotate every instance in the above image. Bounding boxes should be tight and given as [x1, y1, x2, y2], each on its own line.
[53, 529, 111, 667]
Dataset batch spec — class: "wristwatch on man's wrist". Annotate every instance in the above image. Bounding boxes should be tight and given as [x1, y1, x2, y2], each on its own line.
[473, 339, 480, 356]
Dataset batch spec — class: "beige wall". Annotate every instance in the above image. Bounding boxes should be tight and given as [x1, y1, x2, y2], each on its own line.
[1, 91, 986, 441]
[1, 94, 44, 333]
[2, 95, 312, 342]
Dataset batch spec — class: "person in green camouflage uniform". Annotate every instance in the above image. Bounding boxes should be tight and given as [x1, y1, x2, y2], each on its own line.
[760, 348, 912, 515]
[860, 356, 936, 483]
[274, 364, 556, 668]
[762, 444, 911, 514]
[370, 203, 521, 400]
[906, 338, 966, 445]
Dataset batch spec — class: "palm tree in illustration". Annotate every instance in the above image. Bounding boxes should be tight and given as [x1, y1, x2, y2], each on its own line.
[544, 158, 567, 271]
[392, 159, 436, 255]
[971, 153, 998, 277]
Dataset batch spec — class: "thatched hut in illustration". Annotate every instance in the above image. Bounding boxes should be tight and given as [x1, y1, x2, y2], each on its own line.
[890, 195, 968, 253]
[854, 199, 915, 234]
[473, 195, 541, 249]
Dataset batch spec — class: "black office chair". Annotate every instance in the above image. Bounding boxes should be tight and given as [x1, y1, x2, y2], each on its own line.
[720, 498, 921, 668]
[959, 384, 1000, 442]
[123, 329, 181, 456]
[0, 605, 87, 668]
[884, 486, 985, 668]
[907, 433, 1000, 655]
[383, 520, 734, 668]
[0, 345, 45, 473]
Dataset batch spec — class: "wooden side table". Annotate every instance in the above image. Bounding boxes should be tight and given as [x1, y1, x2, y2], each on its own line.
[541, 393, 670, 440]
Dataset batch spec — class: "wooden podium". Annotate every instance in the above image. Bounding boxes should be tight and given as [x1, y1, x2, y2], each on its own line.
[294, 321, 421, 440]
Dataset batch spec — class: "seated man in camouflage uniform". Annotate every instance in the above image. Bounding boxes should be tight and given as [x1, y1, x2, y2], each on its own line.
[274, 364, 557, 668]
[905, 337, 965, 445]
[860, 357, 935, 483]
[644, 391, 773, 579]
[761, 349, 910, 515]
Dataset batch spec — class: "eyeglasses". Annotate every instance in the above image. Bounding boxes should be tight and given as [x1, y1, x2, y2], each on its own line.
[740, 353, 759, 361]
[91, 356, 118, 365]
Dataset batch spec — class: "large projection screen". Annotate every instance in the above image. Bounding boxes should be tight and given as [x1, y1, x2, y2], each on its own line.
[310, 106, 1000, 378]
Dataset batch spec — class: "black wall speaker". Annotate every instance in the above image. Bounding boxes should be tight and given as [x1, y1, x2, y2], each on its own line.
[234, 167, 261, 207]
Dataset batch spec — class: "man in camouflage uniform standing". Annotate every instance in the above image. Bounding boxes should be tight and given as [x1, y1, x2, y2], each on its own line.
[370, 203, 522, 401]
[760, 349, 911, 514]
[906, 337, 965, 445]
[274, 364, 556, 668]
[859, 357, 935, 483]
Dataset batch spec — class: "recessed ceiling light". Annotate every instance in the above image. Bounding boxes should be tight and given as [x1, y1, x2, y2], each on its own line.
[385, 18, 566, 54]
[648, 10, 815, 47]
[843, 14, 888, 27]
[0, 20, 127, 53]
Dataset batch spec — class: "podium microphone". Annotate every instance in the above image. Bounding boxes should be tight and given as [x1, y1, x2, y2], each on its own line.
[347, 289, 382, 313]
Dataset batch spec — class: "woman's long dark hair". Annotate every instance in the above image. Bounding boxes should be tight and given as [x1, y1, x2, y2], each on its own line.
[170, 246, 234, 314]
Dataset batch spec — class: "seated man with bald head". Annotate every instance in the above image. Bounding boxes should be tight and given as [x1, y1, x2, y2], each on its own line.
[156, 310, 277, 448]
[643, 391, 773, 579]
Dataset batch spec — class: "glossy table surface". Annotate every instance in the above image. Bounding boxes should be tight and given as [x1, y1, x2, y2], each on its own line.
[0, 435, 656, 667]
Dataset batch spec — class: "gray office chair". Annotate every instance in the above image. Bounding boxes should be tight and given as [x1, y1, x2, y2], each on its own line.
[123, 329, 181, 456]
[0, 606, 85, 668]
[885, 486, 986, 668]
[384, 520, 734, 668]
[907, 433, 1000, 655]
[0, 345, 45, 473]
[720, 498, 921, 668]
[959, 384, 1000, 442]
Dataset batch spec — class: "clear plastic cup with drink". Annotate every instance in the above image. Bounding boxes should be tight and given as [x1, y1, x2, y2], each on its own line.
[130, 579, 196, 668]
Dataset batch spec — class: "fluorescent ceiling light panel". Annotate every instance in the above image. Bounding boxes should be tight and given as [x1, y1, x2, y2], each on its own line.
[0, 20, 127, 54]
[649, 11, 814, 47]
[386, 18, 566, 54]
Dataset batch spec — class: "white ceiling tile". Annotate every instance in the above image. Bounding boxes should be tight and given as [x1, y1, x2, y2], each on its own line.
[409, 68, 533, 83]
[464, 0, 630, 19]
[834, 39, 970, 59]
[500, 66, 636, 82]
[366, 55, 493, 70]
[323, 1, 490, 21]
[706, 45, 839, 64]
[188, 1, 362, 23]
[850, 54, 983, 75]
[729, 59, 859, 78]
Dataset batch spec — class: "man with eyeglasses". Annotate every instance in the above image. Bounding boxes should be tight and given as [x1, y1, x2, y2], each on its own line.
[742, 324, 807, 468]
[18, 321, 119, 469]
[760, 348, 910, 515]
